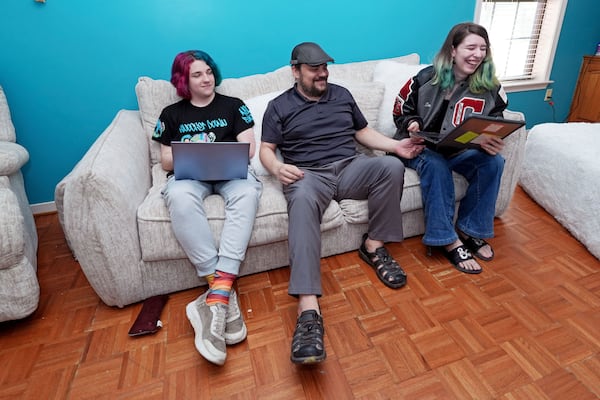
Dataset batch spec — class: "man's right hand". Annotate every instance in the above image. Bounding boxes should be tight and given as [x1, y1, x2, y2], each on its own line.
[276, 163, 304, 185]
[260, 142, 304, 185]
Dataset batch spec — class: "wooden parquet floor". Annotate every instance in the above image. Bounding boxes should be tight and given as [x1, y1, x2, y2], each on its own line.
[1, 186, 599, 399]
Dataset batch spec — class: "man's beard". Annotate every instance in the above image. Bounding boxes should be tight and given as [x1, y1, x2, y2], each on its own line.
[299, 78, 327, 98]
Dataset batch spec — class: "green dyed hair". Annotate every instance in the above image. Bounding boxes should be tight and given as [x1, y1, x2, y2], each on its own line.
[431, 22, 500, 94]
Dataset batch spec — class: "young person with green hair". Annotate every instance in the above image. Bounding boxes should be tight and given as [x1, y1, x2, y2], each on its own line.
[392, 22, 508, 274]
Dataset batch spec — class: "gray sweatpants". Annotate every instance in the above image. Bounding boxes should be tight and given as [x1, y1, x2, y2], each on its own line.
[283, 154, 405, 296]
[163, 171, 262, 277]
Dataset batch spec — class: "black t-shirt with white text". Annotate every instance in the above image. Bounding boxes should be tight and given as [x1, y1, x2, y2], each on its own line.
[152, 93, 254, 145]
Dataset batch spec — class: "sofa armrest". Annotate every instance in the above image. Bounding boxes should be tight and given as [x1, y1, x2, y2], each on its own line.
[495, 109, 527, 216]
[55, 110, 151, 307]
[0, 141, 29, 176]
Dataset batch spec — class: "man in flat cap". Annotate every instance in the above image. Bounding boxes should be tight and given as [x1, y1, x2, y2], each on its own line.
[260, 42, 424, 364]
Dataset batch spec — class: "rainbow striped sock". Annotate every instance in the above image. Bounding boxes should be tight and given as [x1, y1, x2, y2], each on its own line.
[205, 273, 215, 288]
[206, 270, 236, 306]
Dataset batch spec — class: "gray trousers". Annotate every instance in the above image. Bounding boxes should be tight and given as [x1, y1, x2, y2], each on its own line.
[283, 154, 406, 296]
[163, 171, 262, 277]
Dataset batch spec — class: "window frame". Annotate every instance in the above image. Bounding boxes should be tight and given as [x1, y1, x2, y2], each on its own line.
[474, 0, 568, 93]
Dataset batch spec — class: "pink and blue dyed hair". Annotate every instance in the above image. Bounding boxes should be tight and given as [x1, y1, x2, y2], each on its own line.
[170, 50, 222, 99]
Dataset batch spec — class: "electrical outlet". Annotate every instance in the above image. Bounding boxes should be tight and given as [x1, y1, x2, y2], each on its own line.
[544, 88, 553, 101]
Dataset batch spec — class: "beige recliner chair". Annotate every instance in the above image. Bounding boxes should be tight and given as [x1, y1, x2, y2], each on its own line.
[0, 86, 39, 322]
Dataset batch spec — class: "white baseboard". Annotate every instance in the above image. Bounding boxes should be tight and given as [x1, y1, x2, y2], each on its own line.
[31, 201, 57, 215]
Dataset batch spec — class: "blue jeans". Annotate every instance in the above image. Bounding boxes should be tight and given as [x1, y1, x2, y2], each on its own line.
[403, 149, 504, 246]
[162, 171, 262, 277]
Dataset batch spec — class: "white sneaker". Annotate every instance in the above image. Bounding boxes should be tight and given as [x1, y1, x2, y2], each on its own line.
[186, 292, 227, 365]
[225, 290, 247, 345]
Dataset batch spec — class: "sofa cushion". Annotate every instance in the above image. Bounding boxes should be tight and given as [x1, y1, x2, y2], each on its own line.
[0, 142, 29, 176]
[135, 77, 181, 165]
[327, 53, 420, 83]
[0, 177, 25, 270]
[216, 66, 294, 100]
[244, 90, 286, 176]
[337, 168, 444, 225]
[373, 60, 429, 137]
[137, 169, 345, 262]
[337, 166, 469, 227]
[330, 80, 386, 157]
[336, 80, 385, 128]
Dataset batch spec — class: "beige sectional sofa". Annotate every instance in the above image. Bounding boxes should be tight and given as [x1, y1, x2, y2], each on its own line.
[55, 54, 527, 307]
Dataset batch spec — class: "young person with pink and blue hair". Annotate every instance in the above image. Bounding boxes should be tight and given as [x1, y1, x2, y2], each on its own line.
[152, 50, 262, 365]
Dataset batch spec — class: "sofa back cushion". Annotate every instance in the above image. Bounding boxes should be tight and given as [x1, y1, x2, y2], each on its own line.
[217, 66, 294, 100]
[327, 53, 420, 83]
[372, 60, 430, 137]
[135, 77, 181, 165]
[243, 90, 285, 176]
[336, 81, 386, 156]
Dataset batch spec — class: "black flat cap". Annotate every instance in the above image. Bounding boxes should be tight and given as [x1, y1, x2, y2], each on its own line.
[290, 42, 334, 66]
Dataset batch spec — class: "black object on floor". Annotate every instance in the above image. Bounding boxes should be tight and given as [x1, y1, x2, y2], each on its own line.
[128, 294, 169, 336]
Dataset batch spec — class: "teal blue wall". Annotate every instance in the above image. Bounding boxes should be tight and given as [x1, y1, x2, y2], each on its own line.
[0, 0, 599, 204]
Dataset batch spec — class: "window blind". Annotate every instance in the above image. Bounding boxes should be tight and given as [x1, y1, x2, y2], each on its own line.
[479, 0, 547, 81]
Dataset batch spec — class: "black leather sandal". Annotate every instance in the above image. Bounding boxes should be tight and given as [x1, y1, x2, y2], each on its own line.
[440, 244, 482, 274]
[460, 235, 495, 261]
[290, 310, 326, 364]
[358, 233, 407, 289]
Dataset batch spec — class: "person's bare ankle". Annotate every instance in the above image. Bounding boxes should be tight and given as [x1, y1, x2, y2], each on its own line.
[445, 239, 462, 252]
[365, 237, 384, 253]
[298, 295, 320, 316]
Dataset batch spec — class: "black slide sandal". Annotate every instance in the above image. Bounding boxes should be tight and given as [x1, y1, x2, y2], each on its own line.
[441, 245, 482, 274]
[461, 235, 495, 261]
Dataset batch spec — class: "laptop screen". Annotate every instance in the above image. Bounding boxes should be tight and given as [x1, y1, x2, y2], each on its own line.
[171, 142, 250, 181]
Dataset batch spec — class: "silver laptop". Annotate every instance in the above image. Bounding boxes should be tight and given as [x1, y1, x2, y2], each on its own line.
[171, 141, 250, 181]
